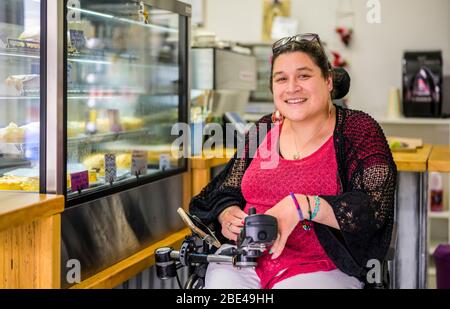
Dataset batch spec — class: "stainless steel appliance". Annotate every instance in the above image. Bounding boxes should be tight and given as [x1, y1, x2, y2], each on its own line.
[191, 47, 257, 118]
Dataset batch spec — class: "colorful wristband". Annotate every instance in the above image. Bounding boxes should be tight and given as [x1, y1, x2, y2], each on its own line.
[310, 196, 321, 221]
[289, 192, 304, 221]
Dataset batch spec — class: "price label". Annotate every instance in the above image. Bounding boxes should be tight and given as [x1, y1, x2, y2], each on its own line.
[105, 154, 117, 184]
[69, 29, 86, 50]
[131, 151, 148, 176]
[70, 170, 89, 192]
[159, 154, 171, 171]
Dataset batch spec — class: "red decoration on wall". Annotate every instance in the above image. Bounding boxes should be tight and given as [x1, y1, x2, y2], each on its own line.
[336, 27, 353, 47]
[331, 51, 349, 68]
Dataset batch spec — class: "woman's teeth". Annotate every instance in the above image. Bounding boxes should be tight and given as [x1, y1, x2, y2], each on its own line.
[285, 98, 307, 104]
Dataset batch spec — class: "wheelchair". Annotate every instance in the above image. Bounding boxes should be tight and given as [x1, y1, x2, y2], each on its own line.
[155, 207, 277, 289]
[155, 208, 396, 289]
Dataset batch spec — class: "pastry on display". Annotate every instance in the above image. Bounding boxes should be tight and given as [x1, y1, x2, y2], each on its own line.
[5, 74, 40, 94]
[96, 118, 110, 133]
[82, 153, 105, 172]
[20, 177, 39, 192]
[0, 122, 26, 143]
[0, 175, 39, 192]
[18, 27, 40, 42]
[120, 117, 144, 131]
[116, 153, 131, 169]
[68, 121, 85, 137]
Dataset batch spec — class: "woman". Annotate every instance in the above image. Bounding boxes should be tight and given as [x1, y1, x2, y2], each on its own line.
[190, 33, 397, 289]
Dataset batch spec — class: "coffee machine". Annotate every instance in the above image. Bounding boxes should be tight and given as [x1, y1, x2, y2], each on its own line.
[402, 51, 443, 117]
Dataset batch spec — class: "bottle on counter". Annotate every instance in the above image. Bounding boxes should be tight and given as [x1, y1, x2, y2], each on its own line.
[430, 172, 444, 212]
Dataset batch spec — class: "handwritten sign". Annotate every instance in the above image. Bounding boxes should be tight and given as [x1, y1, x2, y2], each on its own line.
[131, 151, 148, 176]
[70, 170, 89, 192]
[69, 29, 86, 50]
[105, 154, 117, 184]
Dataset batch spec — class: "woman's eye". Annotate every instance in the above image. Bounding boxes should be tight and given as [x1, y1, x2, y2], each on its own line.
[298, 75, 310, 80]
[275, 77, 287, 82]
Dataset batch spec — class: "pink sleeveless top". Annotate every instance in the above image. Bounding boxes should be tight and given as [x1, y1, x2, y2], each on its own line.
[241, 123, 338, 289]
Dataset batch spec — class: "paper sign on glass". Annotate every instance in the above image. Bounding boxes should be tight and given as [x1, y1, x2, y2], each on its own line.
[105, 154, 117, 184]
[131, 151, 148, 176]
[159, 154, 171, 171]
[69, 29, 86, 50]
[70, 170, 89, 192]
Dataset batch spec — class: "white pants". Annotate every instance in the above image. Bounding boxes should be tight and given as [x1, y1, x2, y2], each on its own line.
[204, 245, 363, 289]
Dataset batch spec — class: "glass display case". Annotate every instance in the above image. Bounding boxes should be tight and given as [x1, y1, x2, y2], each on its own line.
[0, 0, 44, 193]
[64, 0, 188, 202]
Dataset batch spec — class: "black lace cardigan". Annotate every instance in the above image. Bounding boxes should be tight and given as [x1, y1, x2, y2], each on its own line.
[189, 105, 397, 282]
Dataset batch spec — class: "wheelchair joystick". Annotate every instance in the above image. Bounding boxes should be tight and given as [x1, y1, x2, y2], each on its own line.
[235, 207, 278, 268]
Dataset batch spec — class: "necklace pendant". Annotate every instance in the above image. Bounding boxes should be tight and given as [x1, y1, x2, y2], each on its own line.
[293, 153, 300, 160]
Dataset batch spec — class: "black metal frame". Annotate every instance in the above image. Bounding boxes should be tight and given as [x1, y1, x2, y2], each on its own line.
[62, 0, 191, 208]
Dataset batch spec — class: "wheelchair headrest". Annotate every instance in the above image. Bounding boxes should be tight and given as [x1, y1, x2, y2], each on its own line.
[331, 67, 351, 100]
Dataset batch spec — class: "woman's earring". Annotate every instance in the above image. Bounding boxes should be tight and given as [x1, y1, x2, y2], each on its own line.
[272, 110, 284, 124]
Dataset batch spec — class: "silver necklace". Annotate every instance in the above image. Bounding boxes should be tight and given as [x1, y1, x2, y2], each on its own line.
[290, 111, 331, 160]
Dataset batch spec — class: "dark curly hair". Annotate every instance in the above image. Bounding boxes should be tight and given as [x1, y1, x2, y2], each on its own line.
[269, 40, 351, 100]
[269, 40, 332, 93]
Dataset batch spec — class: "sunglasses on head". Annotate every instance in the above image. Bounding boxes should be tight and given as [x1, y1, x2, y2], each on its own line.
[272, 33, 324, 54]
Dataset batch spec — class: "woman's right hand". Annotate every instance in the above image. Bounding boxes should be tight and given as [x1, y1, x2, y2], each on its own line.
[218, 206, 248, 241]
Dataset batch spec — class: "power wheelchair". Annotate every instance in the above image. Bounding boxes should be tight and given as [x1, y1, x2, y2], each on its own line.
[155, 208, 397, 289]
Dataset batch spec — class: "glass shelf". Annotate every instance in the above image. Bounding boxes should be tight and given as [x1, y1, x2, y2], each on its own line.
[0, 96, 40, 100]
[68, 56, 178, 69]
[67, 128, 152, 145]
[69, 7, 179, 34]
[0, 49, 40, 60]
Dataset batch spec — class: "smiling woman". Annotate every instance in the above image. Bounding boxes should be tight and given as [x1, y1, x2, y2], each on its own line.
[190, 33, 397, 290]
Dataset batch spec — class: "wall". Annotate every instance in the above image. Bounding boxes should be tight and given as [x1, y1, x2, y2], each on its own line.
[197, 0, 450, 118]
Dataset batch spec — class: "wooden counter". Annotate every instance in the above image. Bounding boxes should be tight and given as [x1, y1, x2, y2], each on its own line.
[392, 144, 433, 172]
[0, 193, 64, 288]
[428, 145, 450, 172]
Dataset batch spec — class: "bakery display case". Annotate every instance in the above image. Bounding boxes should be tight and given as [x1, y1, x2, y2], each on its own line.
[0, 0, 190, 287]
[64, 0, 188, 203]
[0, 0, 44, 193]
[57, 0, 191, 287]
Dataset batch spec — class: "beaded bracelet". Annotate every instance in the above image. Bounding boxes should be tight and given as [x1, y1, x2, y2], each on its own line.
[310, 196, 321, 221]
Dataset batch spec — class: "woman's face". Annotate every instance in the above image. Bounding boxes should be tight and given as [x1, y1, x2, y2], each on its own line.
[272, 51, 333, 122]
